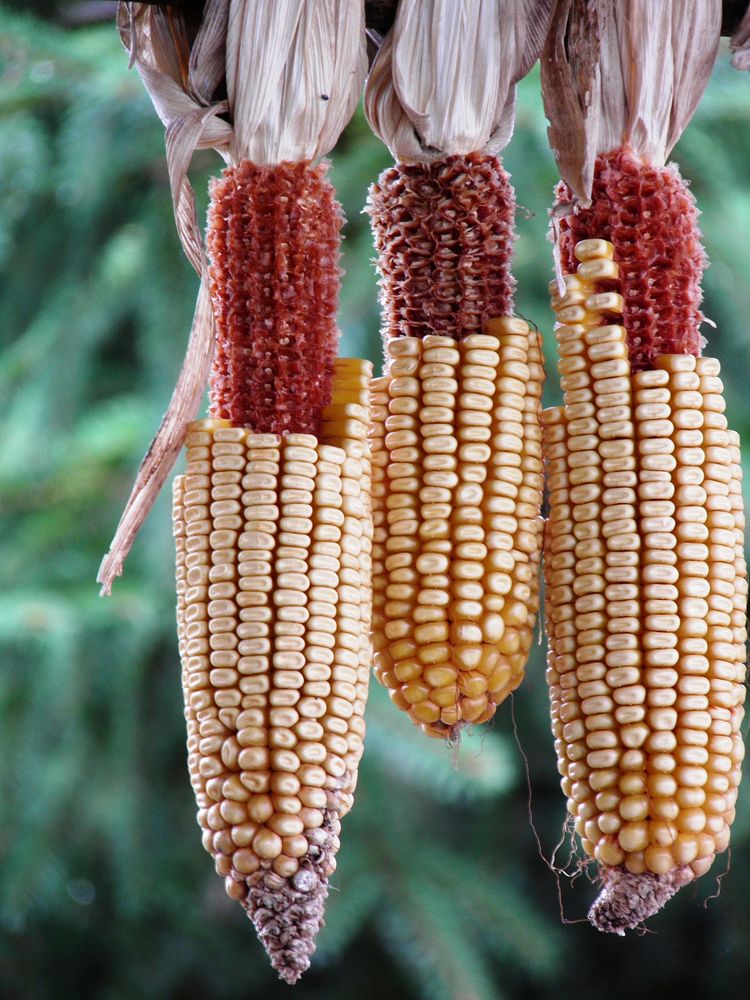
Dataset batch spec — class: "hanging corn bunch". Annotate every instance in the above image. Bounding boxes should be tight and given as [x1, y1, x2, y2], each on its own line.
[100, 1, 369, 982]
[363, 0, 554, 739]
[540, 0, 747, 932]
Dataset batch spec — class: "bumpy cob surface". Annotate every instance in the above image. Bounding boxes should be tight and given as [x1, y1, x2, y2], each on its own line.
[207, 161, 342, 435]
[172, 162, 373, 982]
[543, 237, 747, 932]
[368, 156, 545, 739]
[554, 148, 706, 371]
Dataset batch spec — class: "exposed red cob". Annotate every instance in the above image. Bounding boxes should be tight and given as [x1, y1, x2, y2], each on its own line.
[368, 153, 516, 343]
[555, 147, 707, 373]
[207, 160, 343, 434]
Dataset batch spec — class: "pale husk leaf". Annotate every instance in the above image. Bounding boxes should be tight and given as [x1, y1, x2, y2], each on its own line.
[365, 0, 553, 160]
[541, 0, 721, 203]
[226, 0, 366, 164]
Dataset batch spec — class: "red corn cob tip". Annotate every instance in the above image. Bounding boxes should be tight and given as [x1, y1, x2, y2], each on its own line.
[207, 160, 343, 435]
[367, 154, 516, 343]
[555, 147, 707, 372]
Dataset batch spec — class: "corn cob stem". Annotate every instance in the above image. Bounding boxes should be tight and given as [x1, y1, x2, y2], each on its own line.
[543, 237, 746, 933]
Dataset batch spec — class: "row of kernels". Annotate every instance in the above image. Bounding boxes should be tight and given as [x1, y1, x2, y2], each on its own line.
[319, 358, 372, 446]
[369, 373, 389, 664]
[183, 423, 232, 810]
[693, 364, 746, 805]
[318, 356, 372, 786]
[336, 445, 370, 811]
[541, 406, 581, 805]
[504, 353, 545, 695]
[561, 321, 607, 811]
[583, 323, 636, 800]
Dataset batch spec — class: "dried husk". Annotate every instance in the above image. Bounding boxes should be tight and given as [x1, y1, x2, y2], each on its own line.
[365, 0, 554, 160]
[99, 1, 366, 592]
[226, 2, 366, 165]
[541, 0, 722, 204]
[731, 6, 750, 68]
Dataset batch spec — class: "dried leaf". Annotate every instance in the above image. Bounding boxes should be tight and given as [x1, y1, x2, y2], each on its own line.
[365, 0, 553, 160]
[97, 277, 216, 595]
[541, 0, 722, 203]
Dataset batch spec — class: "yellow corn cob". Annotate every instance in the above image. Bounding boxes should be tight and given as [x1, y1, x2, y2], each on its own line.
[173, 358, 372, 980]
[543, 239, 747, 931]
[370, 319, 545, 738]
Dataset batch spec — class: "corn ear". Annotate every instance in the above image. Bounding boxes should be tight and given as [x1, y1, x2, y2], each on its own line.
[542, 239, 747, 931]
[173, 358, 372, 982]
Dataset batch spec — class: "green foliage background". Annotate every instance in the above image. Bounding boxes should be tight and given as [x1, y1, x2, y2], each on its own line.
[1, 5, 750, 999]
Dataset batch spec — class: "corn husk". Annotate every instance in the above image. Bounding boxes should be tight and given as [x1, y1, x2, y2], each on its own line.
[541, 0, 722, 204]
[98, 1, 366, 593]
[731, 6, 750, 68]
[365, 0, 553, 160]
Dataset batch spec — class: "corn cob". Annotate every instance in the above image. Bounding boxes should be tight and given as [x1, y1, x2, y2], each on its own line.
[364, 4, 552, 738]
[173, 357, 371, 974]
[542, 238, 747, 932]
[171, 153, 372, 981]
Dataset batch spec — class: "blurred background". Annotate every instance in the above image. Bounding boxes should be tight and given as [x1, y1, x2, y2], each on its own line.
[2, 3, 750, 998]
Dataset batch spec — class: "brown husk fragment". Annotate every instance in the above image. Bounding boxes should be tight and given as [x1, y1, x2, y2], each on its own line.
[206, 159, 342, 435]
[555, 147, 706, 372]
[367, 154, 516, 344]
[541, 0, 721, 203]
[730, 5, 750, 67]
[588, 865, 694, 935]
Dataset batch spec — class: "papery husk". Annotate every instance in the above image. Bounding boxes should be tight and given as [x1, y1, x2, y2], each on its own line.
[365, 0, 554, 160]
[98, 1, 367, 593]
[731, 6, 750, 68]
[226, 2, 366, 164]
[541, 0, 722, 204]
